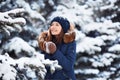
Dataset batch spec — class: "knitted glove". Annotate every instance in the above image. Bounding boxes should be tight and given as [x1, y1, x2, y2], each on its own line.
[44, 41, 57, 54]
[37, 31, 56, 54]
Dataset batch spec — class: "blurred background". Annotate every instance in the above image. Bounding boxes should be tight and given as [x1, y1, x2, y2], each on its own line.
[0, 0, 120, 80]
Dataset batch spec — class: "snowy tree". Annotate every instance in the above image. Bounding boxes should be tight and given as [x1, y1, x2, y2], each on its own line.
[1, 0, 120, 80]
[46, 0, 120, 80]
[73, 0, 120, 80]
[0, 5, 61, 80]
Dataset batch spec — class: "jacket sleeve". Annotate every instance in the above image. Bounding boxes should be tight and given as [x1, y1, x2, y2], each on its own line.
[52, 41, 76, 71]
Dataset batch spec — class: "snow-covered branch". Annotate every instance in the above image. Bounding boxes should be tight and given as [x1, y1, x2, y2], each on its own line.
[48, 3, 93, 26]
[0, 8, 26, 36]
[76, 37, 105, 54]
[0, 51, 62, 80]
[108, 44, 120, 52]
[16, 0, 45, 23]
[0, 8, 26, 25]
[89, 53, 118, 67]
[4, 37, 34, 58]
[2, 37, 62, 79]
[82, 20, 120, 35]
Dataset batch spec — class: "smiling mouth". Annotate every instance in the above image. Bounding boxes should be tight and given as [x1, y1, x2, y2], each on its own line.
[51, 30, 57, 32]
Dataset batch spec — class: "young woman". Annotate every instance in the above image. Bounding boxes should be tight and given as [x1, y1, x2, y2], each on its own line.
[38, 16, 76, 80]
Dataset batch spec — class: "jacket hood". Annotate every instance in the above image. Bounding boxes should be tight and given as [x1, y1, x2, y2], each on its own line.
[63, 23, 76, 43]
[37, 23, 76, 44]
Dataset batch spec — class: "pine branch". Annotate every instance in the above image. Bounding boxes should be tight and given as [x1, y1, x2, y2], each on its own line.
[0, 8, 26, 25]
[16, 0, 46, 22]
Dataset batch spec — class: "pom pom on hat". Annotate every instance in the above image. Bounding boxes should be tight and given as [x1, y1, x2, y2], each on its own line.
[51, 16, 70, 33]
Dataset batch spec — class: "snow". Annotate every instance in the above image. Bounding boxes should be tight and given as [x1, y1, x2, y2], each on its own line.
[98, 71, 112, 79]
[26, 67, 37, 79]
[48, 0, 54, 6]
[82, 20, 120, 35]
[86, 0, 117, 11]
[87, 78, 107, 80]
[16, 54, 46, 79]
[6, 8, 26, 15]
[0, 53, 16, 80]
[28, 40, 38, 48]
[1, 36, 62, 79]
[42, 59, 62, 74]
[108, 44, 120, 52]
[0, 63, 17, 80]
[1, 0, 120, 80]
[16, 0, 46, 23]
[100, 0, 117, 11]
[0, 52, 62, 80]
[31, 2, 40, 10]
[0, 8, 26, 25]
[0, 0, 11, 8]
[4, 37, 34, 57]
[0, 8, 26, 36]
[75, 68, 99, 75]
[76, 37, 105, 54]
[97, 35, 117, 41]
[89, 53, 118, 67]
[75, 29, 86, 41]
[48, 4, 93, 26]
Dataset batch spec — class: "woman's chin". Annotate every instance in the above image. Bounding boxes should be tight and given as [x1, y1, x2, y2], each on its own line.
[51, 32, 58, 35]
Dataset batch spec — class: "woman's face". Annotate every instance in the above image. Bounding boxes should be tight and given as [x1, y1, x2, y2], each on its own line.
[50, 21, 62, 35]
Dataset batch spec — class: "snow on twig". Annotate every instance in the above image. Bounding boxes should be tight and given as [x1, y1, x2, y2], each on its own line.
[2, 37, 62, 79]
[0, 8, 26, 25]
[16, 0, 46, 22]
[0, 52, 62, 79]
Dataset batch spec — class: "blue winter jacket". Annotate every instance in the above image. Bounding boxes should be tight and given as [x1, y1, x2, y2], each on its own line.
[44, 41, 76, 80]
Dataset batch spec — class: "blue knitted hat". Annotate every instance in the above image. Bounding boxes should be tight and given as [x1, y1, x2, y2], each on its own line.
[51, 16, 70, 33]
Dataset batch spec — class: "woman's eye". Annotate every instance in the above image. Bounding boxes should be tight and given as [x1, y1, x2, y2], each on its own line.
[56, 23, 60, 26]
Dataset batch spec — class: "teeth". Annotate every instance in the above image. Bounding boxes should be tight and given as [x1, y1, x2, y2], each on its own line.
[53, 30, 57, 32]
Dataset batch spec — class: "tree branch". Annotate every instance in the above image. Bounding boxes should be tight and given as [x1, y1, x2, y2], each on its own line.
[0, 8, 26, 25]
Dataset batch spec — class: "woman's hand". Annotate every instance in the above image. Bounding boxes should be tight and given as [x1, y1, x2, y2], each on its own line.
[44, 41, 56, 54]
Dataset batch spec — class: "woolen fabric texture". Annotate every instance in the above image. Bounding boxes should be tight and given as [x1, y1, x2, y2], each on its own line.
[43, 41, 76, 80]
[51, 16, 70, 33]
